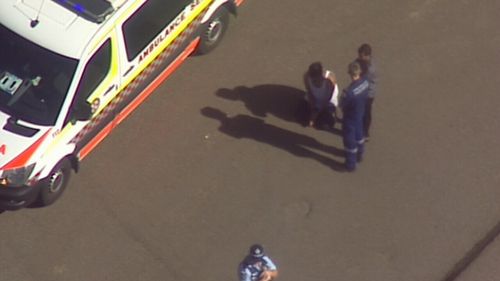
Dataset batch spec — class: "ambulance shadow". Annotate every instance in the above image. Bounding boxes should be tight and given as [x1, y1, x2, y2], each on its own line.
[201, 106, 345, 171]
[215, 85, 337, 133]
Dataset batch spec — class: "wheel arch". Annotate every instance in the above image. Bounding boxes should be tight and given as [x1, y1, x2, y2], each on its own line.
[69, 154, 80, 173]
[35, 143, 77, 180]
[201, 0, 236, 24]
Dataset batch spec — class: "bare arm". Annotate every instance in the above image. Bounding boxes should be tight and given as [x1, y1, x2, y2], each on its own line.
[326, 71, 337, 85]
[259, 269, 278, 281]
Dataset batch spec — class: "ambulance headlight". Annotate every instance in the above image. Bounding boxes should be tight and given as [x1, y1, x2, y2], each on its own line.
[0, 164, 36, 187]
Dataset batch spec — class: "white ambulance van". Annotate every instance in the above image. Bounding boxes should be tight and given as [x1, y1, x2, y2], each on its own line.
[0, 0, 244, 210]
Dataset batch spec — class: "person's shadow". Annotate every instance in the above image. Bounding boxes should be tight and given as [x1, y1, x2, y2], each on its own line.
[201, 107, 345, 171]
[215, 85, 342, 135]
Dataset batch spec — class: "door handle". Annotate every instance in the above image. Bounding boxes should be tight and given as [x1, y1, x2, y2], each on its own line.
[104, 84, 116, 96]
[123, 65, 134, 77]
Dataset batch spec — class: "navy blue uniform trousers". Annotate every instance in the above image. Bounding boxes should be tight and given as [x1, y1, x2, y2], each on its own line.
[343, 120, 364, 171]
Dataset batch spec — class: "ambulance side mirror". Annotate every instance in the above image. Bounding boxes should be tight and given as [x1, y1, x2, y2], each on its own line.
[71, 101, 92, 123]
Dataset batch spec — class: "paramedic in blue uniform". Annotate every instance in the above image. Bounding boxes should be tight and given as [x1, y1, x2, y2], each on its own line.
[239, 244, 278, 281]
[340, 61, 369, 171]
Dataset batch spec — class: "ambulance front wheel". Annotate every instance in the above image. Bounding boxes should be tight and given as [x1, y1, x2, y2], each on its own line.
[37, 158, 71, 207]
[196, 7, 230, 54]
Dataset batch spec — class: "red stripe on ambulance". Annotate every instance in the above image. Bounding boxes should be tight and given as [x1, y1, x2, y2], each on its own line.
[2, 131, 50, 170]
[78, 38, 201, 160]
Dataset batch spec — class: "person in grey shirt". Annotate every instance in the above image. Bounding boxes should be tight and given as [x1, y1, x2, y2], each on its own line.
[239, 244, 278, 281]
[355, 43, 377, 140]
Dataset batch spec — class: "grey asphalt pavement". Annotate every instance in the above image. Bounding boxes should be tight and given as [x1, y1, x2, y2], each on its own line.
[1, 1, 500, 281]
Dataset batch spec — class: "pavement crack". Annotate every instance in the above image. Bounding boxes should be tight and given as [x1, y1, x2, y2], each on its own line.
[440, 220, 500, 281]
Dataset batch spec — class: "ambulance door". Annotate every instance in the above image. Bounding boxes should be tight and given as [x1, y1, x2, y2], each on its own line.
[77, 32, 121, 118]
[62, 31, 121, 156]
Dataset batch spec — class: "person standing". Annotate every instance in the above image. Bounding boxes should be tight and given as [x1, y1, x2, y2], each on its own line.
[340, 62, 369, 172]
[355, 43, 377, 141]
[303, 62, 337, 129]
[239, 244, 278, 281]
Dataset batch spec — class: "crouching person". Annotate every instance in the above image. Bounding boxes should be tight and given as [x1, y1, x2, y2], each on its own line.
[304, 62, 338, 129]
[239, 244, 278, 281]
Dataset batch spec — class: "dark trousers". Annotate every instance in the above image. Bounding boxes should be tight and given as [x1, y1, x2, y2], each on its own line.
[311, 105, 336, 128]
[343, 121, 364, 171]
[363, 97, 374, 138]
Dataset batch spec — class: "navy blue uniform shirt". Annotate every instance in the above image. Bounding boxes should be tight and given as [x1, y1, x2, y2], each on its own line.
[341, 77, 369, 124]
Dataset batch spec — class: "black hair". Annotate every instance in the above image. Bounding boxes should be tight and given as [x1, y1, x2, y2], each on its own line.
[308, 62, 323, 78]
[358, 43, 372, 56]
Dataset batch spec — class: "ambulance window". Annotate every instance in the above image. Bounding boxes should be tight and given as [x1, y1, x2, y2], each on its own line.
[122, 0, 191, 60]
[75, 39, 112, 101]
[64, 39, 112, 125]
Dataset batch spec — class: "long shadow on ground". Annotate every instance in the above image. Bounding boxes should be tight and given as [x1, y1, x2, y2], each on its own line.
[216, 85, 305, 123]
[201, 106, 345, 172]
[216, 84, 342, 135]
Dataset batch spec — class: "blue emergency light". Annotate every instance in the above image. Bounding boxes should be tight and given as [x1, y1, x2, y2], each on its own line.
[52, 0, 114, 23]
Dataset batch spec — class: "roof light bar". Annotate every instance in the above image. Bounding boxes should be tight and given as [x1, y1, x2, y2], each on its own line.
[52, 0, 114, 23]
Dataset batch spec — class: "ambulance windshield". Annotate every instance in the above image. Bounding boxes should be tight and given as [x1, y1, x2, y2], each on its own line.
[0, 24, 78, 126]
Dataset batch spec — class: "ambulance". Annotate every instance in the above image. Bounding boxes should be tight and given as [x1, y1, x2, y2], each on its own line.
[0, 0, 244, 210]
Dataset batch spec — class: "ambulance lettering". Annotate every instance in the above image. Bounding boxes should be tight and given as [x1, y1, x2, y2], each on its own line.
[190, 0, 202, 10]
[0, 0, 244, 209]
[52, 129, 61, 138]
[138, 0, 202, 63]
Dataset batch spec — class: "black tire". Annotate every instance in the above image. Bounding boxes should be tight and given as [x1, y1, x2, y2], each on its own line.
[37, 158, 71, 207]
[196, 7, 230, 55]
